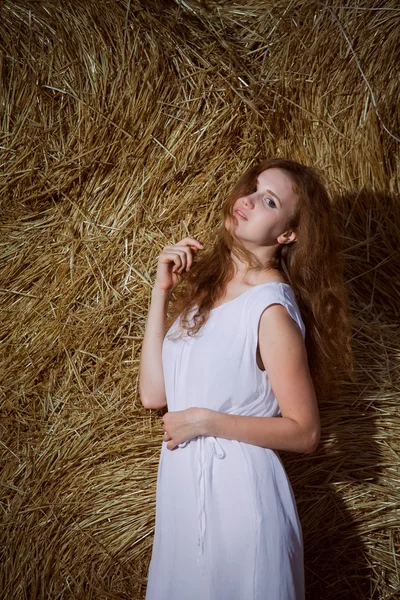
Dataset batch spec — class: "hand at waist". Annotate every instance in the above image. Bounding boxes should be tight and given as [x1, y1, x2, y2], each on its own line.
[162, 407, 211, 450]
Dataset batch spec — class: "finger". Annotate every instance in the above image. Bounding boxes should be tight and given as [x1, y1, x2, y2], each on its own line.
[171, 249, 190, 273]
[171, 245, 197, 271]
[174, 247, 192, 272]
[161, 242, 203, 272]
[175, 237, 204, 249]
[161, 251, 183, 273]
[161, 249, 187, 273]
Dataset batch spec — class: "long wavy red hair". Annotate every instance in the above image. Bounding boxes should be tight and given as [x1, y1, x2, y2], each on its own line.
[165, 158, 354, 398]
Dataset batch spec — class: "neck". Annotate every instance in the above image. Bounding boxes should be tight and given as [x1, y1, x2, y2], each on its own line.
[230, 251, 281, 285]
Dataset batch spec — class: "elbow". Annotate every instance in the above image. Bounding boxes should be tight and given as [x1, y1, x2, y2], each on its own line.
[139, 389, 167, 410]
[304, 428, 321, 454]
[138, 372, 167, 409]
[140, 395, 151, 409]
[140, 397, 167, 410]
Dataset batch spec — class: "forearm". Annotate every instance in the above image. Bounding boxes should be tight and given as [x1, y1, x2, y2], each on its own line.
[139, 286, 171, 409]
[201, 410, 319, 454]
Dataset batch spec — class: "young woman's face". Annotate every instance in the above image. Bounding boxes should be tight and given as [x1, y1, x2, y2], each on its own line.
[228, 168, 299, 248]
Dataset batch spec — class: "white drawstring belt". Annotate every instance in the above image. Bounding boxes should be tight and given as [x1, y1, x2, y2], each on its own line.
[178, 436, 226, 574]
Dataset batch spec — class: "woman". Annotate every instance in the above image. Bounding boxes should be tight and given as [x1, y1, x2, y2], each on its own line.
[139, 158, 353, 600]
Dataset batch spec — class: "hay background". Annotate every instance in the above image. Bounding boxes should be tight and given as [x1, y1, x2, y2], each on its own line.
[1, 0, 399, 598]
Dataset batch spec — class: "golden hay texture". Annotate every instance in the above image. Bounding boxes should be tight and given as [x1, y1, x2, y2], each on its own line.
[1, 0, 399, 598]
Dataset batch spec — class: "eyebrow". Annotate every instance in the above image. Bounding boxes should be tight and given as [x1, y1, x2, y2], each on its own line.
[256, 178, 282, 206]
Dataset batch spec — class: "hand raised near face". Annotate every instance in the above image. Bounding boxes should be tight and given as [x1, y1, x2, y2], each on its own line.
[154, 237, 204, 292]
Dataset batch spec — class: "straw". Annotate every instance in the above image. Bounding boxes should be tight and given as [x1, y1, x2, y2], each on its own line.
[1, 0, 399, 598]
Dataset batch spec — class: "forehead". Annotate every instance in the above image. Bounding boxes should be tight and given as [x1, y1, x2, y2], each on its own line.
[257, 168, 297, 203]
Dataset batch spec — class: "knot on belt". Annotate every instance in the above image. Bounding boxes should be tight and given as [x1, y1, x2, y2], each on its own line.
[178, 436, 226, 573]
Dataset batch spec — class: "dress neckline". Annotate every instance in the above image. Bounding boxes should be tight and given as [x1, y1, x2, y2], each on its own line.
[210, 281, 291, 312]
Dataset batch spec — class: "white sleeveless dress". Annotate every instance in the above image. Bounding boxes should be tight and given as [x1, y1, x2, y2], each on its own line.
[145, 282, 306, 600]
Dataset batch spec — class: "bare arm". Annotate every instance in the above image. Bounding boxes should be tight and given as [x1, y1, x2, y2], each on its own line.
[139, 237, 204, 410]
[162, 304, 321, 454]
[139, 286, 171, 409]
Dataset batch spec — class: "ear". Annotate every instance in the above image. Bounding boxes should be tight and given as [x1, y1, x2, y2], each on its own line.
[277, 229, 297, 245]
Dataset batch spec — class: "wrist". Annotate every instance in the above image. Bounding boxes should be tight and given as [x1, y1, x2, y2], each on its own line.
[151, 285, 173, 307]
[198, 408, 217, 436]
[152, 283, 172, 297]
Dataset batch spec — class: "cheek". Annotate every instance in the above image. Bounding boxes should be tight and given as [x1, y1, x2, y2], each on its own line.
[224, 213, 237, 228]
[257, 211, 279, 228]
[256, 214, 284, 239]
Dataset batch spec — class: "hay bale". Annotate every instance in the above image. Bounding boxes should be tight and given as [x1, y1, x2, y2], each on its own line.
[1, 0, 399, 598]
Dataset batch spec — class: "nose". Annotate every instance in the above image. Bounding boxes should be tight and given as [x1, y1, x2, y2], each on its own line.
[240, 193, 254, 209]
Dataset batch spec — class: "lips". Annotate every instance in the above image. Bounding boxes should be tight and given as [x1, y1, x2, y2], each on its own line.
[234, 208, 248, 221]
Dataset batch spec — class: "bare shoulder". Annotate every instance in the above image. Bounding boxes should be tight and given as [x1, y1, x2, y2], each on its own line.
[257, 302, 307, 375]
[258, 302, 303, 341]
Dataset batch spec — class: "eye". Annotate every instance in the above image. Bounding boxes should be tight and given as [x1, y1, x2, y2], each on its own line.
[265, 197, 277, 208]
